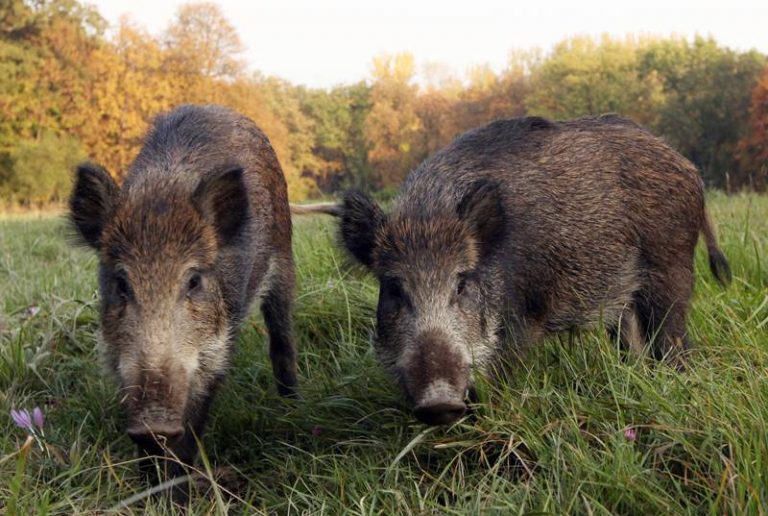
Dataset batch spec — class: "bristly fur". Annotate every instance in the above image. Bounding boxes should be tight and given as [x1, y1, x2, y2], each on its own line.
[68, 104, 299, 482]
[69, 162, 119, 249]
[340, 189, 386, 268]
[456, 180, 507, 262]
[701, 210, 732, 286]
[335, 113, 731, 425]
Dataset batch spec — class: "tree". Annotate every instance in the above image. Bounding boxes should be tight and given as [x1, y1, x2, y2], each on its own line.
[0, 132, 84, 204]
[300, 82, 372, 192]
[526, 35, 664, 126]
[0, 0, 103, 195]
[0, 38, 40, 154]
[2, 0, 768, 203]
[249, 77, 317, 200]
[164, 2, 243, 91]
[639, 37, 766, 188]
[737, 65, 768, 191]
[0, 0, 43, 42]
[453, 57, 531, 134]
[364, 52, 421, 188]
[31, 0, 106, 135]
[81, 18, 177, 178]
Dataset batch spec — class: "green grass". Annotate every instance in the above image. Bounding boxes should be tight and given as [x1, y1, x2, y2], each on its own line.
[1, 193, 767, 514]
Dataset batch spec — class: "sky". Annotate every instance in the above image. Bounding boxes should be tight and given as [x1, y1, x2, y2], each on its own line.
[89, 0, 768, 89]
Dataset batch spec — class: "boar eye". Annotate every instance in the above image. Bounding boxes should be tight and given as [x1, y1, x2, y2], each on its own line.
[186, 272, 203, 295]
[114, 273, 131, 300]
[379, 277, 410, 312]
[456, 275, 468, 297]
[454, 273, 476, 305]
[385, 280, 404, 301]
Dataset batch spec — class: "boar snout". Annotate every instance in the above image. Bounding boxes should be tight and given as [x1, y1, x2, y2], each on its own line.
[122, 366, 189, 452]
[127, 421, 185, 452]
[414, 399, 467, 426]
[125, 405, 186, 453]
[401, 329, 469, 426]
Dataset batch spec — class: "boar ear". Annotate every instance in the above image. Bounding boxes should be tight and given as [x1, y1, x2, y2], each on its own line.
[193, 166, 250, 247]
[340, 189, 385, 268]
[457, 180, 505, 259]
[69, 162, 119, 249]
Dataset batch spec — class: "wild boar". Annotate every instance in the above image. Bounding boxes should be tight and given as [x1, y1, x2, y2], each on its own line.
[69, 104, 298, 474]
[330, 114, 731, 426]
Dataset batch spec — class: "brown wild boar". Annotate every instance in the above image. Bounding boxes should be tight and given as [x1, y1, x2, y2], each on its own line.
[70, 104, 298, 476]
[324, 114, 731, 426]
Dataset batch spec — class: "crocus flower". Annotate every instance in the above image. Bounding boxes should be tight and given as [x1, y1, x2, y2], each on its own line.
[11, 408, 34, 431]
[624, 427, 637, 441]
[32, 407, 44, 430]
[11, 407, 47, 454]
[10, 407, 44, 433]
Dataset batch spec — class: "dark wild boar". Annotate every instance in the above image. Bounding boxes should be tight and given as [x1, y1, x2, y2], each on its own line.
[70, 104, 298, 474]
[328, 114, 731, 426]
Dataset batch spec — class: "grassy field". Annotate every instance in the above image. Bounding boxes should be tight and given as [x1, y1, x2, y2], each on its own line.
[1, 192, 767, 514]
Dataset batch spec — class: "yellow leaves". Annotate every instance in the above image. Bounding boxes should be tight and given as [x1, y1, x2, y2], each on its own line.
[365, 52, 423, 187]
[77, 18, 177, 178]
[467, 64, 497, 94]
[165, 2, 244, 80]
[525, 34, 665, 125]
[371, 52, 416, 84]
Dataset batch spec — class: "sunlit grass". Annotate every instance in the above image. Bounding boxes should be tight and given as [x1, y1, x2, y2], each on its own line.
[1, 193, 766, 514]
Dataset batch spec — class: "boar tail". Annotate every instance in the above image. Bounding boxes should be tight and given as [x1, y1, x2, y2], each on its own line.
[701, 209, 732, 286]
[290, 203, 342, 217]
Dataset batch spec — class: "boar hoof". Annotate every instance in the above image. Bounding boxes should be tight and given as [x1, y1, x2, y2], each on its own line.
[277, 383, 300, 399]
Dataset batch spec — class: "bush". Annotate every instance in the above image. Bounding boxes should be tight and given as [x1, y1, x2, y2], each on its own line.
[0, 133, 85, 206]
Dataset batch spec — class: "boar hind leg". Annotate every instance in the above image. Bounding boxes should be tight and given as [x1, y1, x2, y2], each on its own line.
[616, 303, 646, 357]
[637, 265, 694, 369]
[261, 258, 299, 397]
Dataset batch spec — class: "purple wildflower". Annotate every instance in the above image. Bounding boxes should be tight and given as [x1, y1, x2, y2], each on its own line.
[32, 407, 44, 430]
[10, 407, 44, 433]
[11, 407, 47, 454]
[11, 409, 34, 431]
[624, 427, 637, 441]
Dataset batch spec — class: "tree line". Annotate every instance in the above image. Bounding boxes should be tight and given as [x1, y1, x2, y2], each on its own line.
[1, 0, 767, 205]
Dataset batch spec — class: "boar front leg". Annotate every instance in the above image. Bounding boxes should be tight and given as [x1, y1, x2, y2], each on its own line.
[261, 256, 299, 397]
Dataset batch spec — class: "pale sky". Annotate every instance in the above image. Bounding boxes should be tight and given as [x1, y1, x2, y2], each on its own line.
[90, 0, 768, 89]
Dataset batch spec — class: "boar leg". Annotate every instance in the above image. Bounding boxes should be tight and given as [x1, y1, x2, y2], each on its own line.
[637, 265, 694, 368]
[261, 258, 299, 397]
[617, 303, 646, 356]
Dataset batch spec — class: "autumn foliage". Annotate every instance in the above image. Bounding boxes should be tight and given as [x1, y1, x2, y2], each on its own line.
[1, 1, 767, 206]
[738, 67, 768, 191]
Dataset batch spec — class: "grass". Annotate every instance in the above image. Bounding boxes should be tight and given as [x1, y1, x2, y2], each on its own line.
[0, 192, 766, 514]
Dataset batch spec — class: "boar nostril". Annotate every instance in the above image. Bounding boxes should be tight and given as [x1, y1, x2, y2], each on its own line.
[413, 401, 467, 426]
[127, 424, 185, 448]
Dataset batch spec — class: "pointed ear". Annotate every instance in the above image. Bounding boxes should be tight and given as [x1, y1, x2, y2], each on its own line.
[69, 162, 119, 249]
[457, 180, 505, 260]
[193, 166, 250, 247]
[340, 189, 385, 268]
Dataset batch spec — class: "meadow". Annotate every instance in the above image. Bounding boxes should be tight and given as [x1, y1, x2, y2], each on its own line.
[1, 193, 767, 514]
